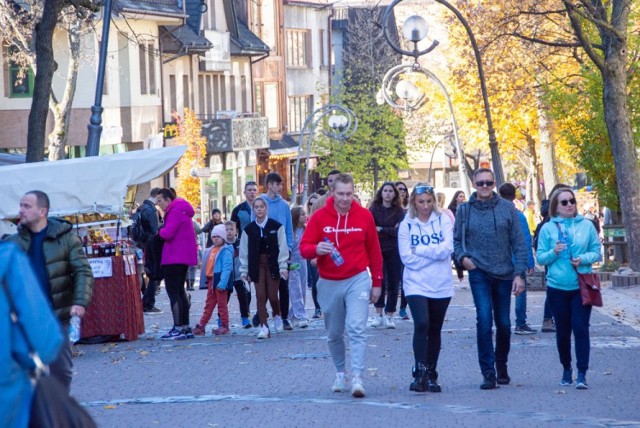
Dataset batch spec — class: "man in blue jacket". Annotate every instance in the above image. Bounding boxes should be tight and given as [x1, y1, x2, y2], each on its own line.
[499, 183, 536, 335]
[454, 169, 527, 390]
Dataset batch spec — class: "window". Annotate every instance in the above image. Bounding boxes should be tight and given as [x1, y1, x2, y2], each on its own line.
[169, 75, 177, 113]
[139, 42, 157, 95]
[230, 75, 236, 110]
[286, 29, 311, 67]
[319, 29, 328, 67]
[183, 75, 190, 109]
[288, 95, 312, 133]
[8, 63, 34, 98]
[254, 83, 264, 116]
[6, 46, 34, 98]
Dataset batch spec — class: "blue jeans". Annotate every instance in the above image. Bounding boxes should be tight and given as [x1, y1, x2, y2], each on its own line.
[547, 286, 592, 373]
[468, 269, 512, 375]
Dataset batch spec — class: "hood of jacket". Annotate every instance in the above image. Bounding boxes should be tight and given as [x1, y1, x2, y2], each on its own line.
[17, 217, 72, 239]
[468, 191, 500, 210]
[165, 198, 195, 219]
[321, 196, 368, 247]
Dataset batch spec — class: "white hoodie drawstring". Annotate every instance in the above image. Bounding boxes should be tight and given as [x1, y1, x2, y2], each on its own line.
[334, 211, 349, 247]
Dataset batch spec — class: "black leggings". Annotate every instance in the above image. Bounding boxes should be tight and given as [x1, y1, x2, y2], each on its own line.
[407, 295, 451, 367]
[163, 264, 190, 327]
[374, 249, 403, 313]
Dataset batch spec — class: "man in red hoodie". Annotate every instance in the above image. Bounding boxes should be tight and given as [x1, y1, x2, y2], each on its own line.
[300, 173, 383, 398]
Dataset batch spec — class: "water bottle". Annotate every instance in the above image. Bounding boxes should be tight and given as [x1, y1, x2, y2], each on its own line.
[324, 237, 344, 266]
[69, 315, 81, 343]
[557, 228, 570, 259]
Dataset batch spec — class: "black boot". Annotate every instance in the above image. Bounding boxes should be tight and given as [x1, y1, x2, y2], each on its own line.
[496, 363, 510, 385]
[426, 364, 441, 393]
[409, 363, 428, 392]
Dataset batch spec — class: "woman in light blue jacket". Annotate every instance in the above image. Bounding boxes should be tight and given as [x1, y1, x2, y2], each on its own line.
[536, 188, 601, 390]
[1, 242, 63, 428]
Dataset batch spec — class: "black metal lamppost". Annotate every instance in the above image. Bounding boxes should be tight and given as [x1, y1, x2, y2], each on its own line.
[381, 0, 505, 186]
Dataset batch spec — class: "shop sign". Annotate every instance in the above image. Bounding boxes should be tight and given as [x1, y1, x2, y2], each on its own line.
[89, 257, 113, 278]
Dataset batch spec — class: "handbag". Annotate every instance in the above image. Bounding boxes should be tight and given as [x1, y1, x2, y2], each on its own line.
[576, 271, 603, 307]
[554, 222, 603, 307]
[1, 281, 97, 428]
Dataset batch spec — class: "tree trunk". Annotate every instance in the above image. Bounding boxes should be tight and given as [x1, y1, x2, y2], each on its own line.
[535, 87, 558, 198]
[602, 32, 640, 270]
[525, 134, 542, 209]
[26, 0, 62, 162]
[48, 15, 82, 160]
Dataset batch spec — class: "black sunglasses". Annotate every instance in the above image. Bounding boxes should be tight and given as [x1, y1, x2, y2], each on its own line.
[475, 180, 495, 187]
[559, 198, 576, 206]
[397, 187, 407, 192]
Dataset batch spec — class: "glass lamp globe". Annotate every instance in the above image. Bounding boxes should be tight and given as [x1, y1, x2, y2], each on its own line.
[402, 15, 428, 43]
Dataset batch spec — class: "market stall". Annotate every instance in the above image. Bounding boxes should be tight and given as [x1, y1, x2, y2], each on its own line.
[0, 146, 187, 341]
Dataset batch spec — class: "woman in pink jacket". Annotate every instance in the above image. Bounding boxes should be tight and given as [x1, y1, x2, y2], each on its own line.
[156, 188, 198, 340]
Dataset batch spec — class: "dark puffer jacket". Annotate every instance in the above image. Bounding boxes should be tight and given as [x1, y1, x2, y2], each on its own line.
[7, 217, 94, 322]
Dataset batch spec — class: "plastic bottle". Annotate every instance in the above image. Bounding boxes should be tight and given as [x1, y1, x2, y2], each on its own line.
[323, 237, 344, 266]
[557, 228, 570, 259]
[69, 315, 81, 343]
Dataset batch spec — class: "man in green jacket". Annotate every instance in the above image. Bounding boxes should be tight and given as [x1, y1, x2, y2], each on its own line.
[7, 190, 94, 393]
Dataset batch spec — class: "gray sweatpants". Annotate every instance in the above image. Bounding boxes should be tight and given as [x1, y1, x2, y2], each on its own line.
[317, 270, 371, 376]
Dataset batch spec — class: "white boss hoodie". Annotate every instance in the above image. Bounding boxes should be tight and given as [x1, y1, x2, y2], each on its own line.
[398, 211, 455, 298]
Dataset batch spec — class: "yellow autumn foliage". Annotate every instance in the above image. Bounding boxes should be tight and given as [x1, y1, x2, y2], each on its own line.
[165, 108, 206, 209]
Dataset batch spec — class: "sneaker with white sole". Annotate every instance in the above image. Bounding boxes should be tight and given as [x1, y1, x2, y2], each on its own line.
[331, 373, 348, 392]
[256, 325, 270, 339]
[351, 375, 366, 398]
[383, 315, 396, 329]
[371, 315, 383, 328]
[273, 315, 284, 333]
[161, 327, 186, 341]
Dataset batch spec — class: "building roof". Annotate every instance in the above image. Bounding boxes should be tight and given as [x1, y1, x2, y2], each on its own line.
[269, 134, 300, 155]
[114, 0, 186, 18]
[231, 21, 270, 56]
[161, 25, 212, 53]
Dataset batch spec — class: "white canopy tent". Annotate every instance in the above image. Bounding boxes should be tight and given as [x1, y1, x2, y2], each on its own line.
[0, 146, 186, 219]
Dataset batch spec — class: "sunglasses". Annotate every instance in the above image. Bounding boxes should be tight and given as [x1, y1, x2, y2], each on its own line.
[397, 187, 407, 192]
[559, 198, 576, 206]
[415, 185, 434, 195]
[475, 180, 495, 187]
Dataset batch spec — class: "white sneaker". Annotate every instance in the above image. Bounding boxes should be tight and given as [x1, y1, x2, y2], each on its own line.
[256, 325, 270, 339]
[297, 319, 309, 329]
[383, 315, 396, 329]
[371, 315, 383, 328]
[273, 315, 284, 333]
[331, 373, 348, 392]
[351, 375, 366, 398]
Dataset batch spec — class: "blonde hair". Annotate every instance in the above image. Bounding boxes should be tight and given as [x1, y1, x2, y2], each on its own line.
[407, 182, 441, 219]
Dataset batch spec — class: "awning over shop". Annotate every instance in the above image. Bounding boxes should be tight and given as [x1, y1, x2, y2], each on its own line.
[0, 146, 186, 219]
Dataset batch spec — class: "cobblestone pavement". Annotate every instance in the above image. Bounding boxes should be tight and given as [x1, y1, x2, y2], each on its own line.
[71, 275, 640, 427]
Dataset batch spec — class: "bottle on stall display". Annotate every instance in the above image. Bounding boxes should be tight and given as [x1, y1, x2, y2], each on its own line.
[323, 237, 344, 266]
[69, 315, 81, 343]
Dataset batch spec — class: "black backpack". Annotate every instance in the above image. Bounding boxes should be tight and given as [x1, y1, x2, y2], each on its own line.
[128, 211, 149, 248]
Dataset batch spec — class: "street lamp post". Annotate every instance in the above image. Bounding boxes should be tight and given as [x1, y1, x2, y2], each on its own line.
[291, 104, 357, 205]
[86, 0, 113, 157]
[428, 133, 457, 184]
[381, 0, 505, 186]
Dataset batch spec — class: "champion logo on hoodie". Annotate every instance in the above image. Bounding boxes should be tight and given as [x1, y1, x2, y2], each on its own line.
[323, 226, 363, 234]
